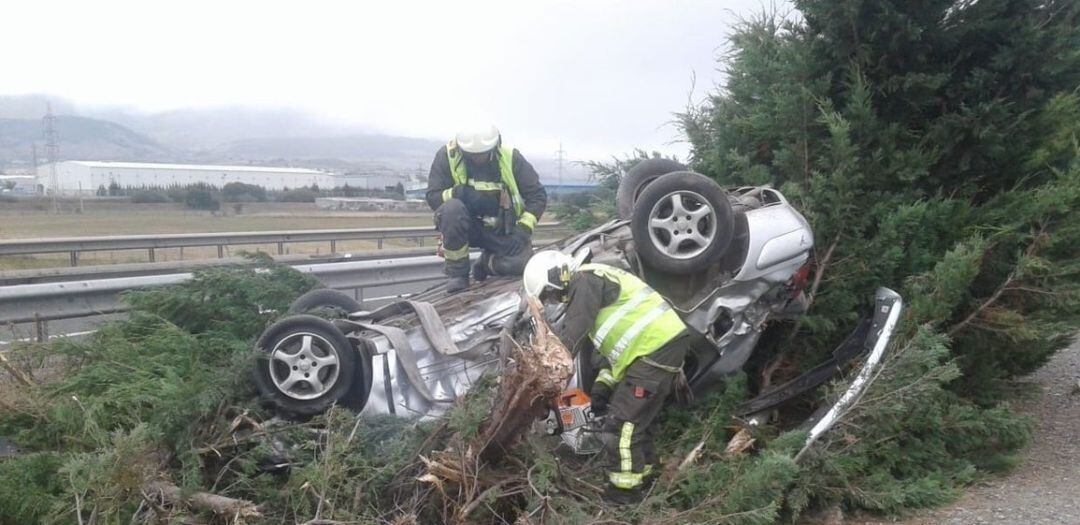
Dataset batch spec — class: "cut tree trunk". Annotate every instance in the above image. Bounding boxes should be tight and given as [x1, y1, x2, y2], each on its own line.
[417, 298, 574, 523]
[476, 297, 574, 458]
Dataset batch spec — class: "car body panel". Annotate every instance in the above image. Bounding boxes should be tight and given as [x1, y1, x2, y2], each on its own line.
[341, 189, 815, 419]
[262, 186, 901, 454]
[735, 202, 813, 282]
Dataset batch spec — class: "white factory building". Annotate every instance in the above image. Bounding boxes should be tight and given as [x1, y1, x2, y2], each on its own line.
[36, 161, 338, 195]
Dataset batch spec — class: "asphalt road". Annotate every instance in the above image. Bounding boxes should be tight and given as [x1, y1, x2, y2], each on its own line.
[845, 338, 1080, 525]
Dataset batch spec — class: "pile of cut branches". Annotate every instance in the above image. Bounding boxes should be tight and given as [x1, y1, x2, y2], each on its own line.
[414, 298, 574, 523]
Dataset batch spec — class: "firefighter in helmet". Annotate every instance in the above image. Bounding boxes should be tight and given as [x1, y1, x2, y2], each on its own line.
[523, 250, 691, 503]
[426, 124, 547, 292]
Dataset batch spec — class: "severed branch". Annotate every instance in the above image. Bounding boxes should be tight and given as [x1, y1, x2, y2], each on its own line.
[782, 237, 839, 349]
[948, 229, 1048, 338]
[676, 438, 707, 474]
[457, 478, 519, 522]
[724, 428, 756, 456]
[806, 237, 839, 307]
[0, 351, 34, 387]
[146, 481, 261, 519]
[948, 271, 1015, 337]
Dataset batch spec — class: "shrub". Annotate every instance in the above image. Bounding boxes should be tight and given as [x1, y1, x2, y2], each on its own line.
[165, 186, 189, 203]
[222, 181, 267, 202]
[129, 190, 170, 204]
[277, 187, 317, 203]
[0, 259, 319, 523]
[183, 184, 220, 211]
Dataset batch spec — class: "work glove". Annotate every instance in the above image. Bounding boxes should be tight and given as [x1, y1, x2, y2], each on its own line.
[590, 382, 614, 415]
[453, 185, 500, 217]
[505, 223, 532, 254]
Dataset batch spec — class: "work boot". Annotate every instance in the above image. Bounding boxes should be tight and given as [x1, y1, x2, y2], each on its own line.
[601, 485, 643, 506]
[444, 258, 470, 293]
[446, 276, 469, 293]
[472, 252, 492, 282]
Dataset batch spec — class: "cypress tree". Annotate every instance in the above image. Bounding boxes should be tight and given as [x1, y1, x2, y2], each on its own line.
[681, 0, 1080, 514]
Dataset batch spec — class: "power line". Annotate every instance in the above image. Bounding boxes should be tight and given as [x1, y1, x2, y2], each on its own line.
[555, 142, 566, 188]
[43, 102, 60, 211]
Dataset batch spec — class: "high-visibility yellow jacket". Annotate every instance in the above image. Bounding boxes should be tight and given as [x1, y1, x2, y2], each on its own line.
[578, 263, 686, 386]
[442, 142, 536, 230]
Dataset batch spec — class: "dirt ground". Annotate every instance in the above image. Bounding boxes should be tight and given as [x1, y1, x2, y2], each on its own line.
[846, 338, 1080, 525]
[0, 202, 432, 238]
[0, 202, 434, 270]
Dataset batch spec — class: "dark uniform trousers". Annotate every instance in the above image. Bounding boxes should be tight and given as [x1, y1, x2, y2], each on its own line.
[434, 198, 532, 278]
[602, 334, 690, 488]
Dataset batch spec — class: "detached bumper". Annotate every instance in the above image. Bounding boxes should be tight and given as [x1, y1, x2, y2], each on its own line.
[735, 288, 904, 452]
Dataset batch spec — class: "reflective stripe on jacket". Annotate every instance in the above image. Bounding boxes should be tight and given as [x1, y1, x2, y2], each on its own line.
[446, 141, 533, 227]
[579, 263, 685, 381]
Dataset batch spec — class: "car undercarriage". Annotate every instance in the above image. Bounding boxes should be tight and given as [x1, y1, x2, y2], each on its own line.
[253, 170, 903, 457]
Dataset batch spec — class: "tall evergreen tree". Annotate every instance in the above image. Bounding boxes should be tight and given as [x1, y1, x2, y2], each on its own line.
[681, 0, 1080, 514]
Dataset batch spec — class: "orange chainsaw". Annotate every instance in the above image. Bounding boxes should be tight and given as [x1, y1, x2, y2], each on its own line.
[544, 388, 604, 454]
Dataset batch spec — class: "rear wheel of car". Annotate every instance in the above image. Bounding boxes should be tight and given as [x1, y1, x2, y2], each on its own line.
[288, 289, 362, 318]
[253, 315, 357, 418]
[616, 158, 688, 219]
[630, 171, 734, 275]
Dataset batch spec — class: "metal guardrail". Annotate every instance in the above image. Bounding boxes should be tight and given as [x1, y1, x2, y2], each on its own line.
[0, 255, 450, 338]
[0, 223, 564, 266]
[0, 247, 439, 286]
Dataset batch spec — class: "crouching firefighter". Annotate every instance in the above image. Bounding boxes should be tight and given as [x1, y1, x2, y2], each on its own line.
[426, 124, 548, 293]
[522, 251, 691, 503]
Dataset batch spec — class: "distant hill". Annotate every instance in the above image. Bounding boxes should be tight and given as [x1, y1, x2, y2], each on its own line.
[0, 116, 172, 163]
[528, 157, 592, 185]
[215, 134, 443, 166]
[0, 95, 596, 184]
[95, 106, 367, 151]
[0, 94, 77, 119]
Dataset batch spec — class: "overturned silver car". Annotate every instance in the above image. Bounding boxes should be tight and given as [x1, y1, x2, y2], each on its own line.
[252, 164, 902, 452]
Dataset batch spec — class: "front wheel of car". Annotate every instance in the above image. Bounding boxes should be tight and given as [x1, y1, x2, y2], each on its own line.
[630, 171, 734, 275]
[253, 314, 357, 418]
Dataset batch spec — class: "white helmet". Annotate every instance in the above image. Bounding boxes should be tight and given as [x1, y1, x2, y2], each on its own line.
[455, 124, 501, 154]
[523, 250, 576, 299]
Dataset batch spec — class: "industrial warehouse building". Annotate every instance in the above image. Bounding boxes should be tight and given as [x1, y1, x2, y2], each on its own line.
[36, 161, 339, 195]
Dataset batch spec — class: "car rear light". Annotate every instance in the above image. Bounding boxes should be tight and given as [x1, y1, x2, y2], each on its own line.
[789, 262, 812, 298]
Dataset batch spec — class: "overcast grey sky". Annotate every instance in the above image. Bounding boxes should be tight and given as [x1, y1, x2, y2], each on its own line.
[3, 0, 768, 159]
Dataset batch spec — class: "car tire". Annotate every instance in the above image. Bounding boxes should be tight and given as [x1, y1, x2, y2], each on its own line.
[630, 171, 734, 275]
[615, 158, 688, 219]
[253, 314, 358, 418]
[288, 289, 362, 317]
[338, 337, 374, 412]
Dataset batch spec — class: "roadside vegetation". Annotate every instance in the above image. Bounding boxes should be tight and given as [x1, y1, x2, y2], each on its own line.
[94, 181, 409, 209]
[1, 1, 1078, 524]
[680, 0, 1080, 515]
[0, 260, 801, 524]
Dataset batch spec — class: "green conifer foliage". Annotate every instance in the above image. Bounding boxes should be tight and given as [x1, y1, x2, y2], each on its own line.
[681, 0, 1080, 514]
